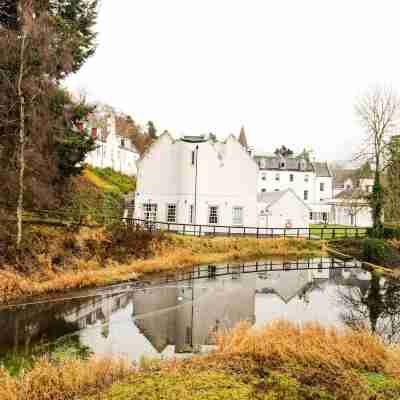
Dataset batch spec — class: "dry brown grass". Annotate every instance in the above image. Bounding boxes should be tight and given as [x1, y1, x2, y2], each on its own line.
[0, 356, 133, 400]
[214, 320, 390, 375]
[2, 321, 400, 400]
[0, 225, 326, 303]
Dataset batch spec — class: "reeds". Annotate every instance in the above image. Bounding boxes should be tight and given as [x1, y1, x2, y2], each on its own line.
[0, 356, 133, 400]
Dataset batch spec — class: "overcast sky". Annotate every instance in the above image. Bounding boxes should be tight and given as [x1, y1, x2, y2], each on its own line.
[66, 0, 400, 161]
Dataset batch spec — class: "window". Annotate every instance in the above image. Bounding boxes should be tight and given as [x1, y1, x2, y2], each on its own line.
[274, 189, 280, 191]
[320, 182, 325, 191]
[166, 204, 177, 223]
[120, 138, 125, 147]
[261, 188, 266, 193]
[280, 162, 285, 168]
[309, 212, 313, 221]
[189, 204, 194, 223]
[261, 173, 267, 181]
[305, 174, 309, 182]
[275, 173, 280, 181]
[208, 206, 219, 224]
[304, 190, 308, 201]
[143, 203, 158, 221]
[191, 150, 195, 165]
[232, 207, 243, 226]
[290, 174, 294, 182]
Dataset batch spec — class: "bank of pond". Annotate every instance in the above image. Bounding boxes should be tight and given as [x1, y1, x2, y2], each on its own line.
[1, 257, 400, 399]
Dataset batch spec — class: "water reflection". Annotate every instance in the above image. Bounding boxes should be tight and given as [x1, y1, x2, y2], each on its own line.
[0, 257, 399, 362]
[337, 271, 400, 343]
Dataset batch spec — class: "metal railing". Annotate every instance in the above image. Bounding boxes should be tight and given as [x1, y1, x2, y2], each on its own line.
[123, 218, 368, 240]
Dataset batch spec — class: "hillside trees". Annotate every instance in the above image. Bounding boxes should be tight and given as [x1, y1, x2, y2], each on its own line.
[355, 86, 400, 237]
[0, 0, 98, 246]
[386, 135, 400, 222]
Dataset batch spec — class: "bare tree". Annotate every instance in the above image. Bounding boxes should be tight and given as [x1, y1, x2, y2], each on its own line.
[355, 86, 400, 235]
[16, 0, 32, 249]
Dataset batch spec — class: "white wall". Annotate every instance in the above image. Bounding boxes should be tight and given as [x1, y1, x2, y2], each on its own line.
[135, 134, 259, 228]
[258, 170, 316, 205]
[259, 191, 310, 229]
[330, 203, 373, 227]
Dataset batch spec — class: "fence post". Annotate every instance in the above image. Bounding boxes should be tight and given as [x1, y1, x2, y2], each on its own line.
[284, 228, 286, 238]
[243, 227, 246, 236]
[229, 226, 231, 237]
[332, 228, 336, 239]
[297, 228, 299, 239]
[320, 228, 324, 240]
[355, 228, 359, 239]
[308, 228, 311, 240]
[213, 225, 216, 236]
[183, 224, 185, 235]
[256, 227, 259, 239]
[345, 228, 348, 238]
[199, 225, 202, 237]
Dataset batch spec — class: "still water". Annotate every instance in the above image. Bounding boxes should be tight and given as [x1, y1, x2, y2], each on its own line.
[1, 257, 399, 362]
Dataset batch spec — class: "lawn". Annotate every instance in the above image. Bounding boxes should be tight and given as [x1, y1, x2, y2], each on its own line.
[309, 223, 368, 239]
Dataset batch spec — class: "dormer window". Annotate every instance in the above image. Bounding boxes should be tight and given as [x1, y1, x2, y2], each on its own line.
[280, 162, 285, 168]
[275, 173, 280, 181]
[261, 173, 267, 181]
[290, 174, 294, 182]
[305, 174, 309, 183]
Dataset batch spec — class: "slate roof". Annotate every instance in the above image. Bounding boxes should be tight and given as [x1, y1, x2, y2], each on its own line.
[257, 190, 287, 207]
[254, 155, 314, 172]
[257, 189, 312, 210]
[312, 162, 332, 177]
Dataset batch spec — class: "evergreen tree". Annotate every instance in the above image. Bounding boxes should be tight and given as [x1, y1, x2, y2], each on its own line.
[0, 0, 98, 209]
[147, 121, 158, 139]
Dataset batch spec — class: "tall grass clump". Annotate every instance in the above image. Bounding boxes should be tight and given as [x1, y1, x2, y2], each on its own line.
[215, 320, 390, 376]
[0, 356, 133, 400]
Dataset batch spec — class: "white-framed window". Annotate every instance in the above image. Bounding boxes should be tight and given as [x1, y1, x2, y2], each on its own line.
[189, 204, 194, 223]
[305, 174, 309, 182]
[166, 203, 177, 223]
[143, 203, 158, 221]
[232, 207, 243, 226]
[261, 173, 267, 181]
[275, 173, 280, 181]
[320, 182, 325, 191]
[290, 174, 294, 182]
[208, 206, 219, 224]
[304, 190, 309, 201]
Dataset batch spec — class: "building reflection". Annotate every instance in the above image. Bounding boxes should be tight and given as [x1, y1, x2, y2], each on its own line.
[132, 271, 256, 354]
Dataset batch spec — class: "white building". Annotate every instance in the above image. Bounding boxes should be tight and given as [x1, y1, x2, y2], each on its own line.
[134, 132, 259, 228]
[84, 114, 139, 176]
[254, 153, 333, 223]
[258, 189, 311, 229]
[134, 129, 374, 229]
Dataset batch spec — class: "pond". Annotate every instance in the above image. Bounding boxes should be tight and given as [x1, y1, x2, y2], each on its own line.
[1, 257, 399, 364]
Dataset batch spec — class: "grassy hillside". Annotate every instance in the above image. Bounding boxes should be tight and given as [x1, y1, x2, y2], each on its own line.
[66, 166, 136, 223]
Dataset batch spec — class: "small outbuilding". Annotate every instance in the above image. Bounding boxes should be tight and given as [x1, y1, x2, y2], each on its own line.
[257, 189, 311, 229]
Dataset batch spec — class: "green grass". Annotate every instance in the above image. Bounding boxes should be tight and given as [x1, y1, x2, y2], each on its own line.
[310, 224, 367, 239]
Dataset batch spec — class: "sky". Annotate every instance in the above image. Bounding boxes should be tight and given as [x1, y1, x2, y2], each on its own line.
[66, 0, 400, 162]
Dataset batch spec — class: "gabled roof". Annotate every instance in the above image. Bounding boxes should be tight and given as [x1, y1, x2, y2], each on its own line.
[312, 162, 331, 177]
[257, 189, 312, 210]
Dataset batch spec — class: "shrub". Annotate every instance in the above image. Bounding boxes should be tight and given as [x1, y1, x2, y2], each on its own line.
[362, 238, 387, 264]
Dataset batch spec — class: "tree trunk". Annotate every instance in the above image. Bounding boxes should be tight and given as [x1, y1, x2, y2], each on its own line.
[16, 29, 27, 250]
